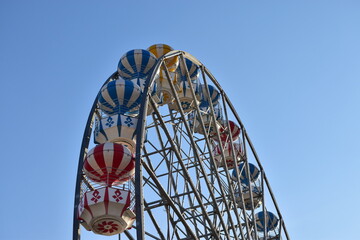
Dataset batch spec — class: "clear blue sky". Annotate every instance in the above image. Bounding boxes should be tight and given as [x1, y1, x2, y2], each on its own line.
[1, 0, 359, 239]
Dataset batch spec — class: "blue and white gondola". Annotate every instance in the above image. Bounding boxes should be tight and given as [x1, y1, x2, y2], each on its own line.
[98, 78, 142, 116]
[231, 162, 260, 185]
[94, 114, 138, 153]
[128, 77, 161, 116]
[177, 58, 200, 82]
[130, 77, 160, 102]
[189, 107, 222, 135]
[117, 49, 157, 80]
[169, 80, 201, 112]
[255, 211, 279, 232]
[199, 84, 220, 108]
[234, 185, 262, 210]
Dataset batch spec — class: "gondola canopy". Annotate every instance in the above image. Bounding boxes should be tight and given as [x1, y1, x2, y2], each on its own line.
[98, 78, 142, 115]
[117, 49, 157, 80]
[84, 143, 135, 186]
[255, 211, 279, 232]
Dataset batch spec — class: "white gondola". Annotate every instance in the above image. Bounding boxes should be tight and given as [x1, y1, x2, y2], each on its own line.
[155, 71, 180, 105]
[212, 120, 241, 143]
[189, 108, 222, 136]
[231, 162, 260, 185]
[213, 142, 245, 169]
[94, 114, 138, 153]
[177, 58, 199, 83]
[128, 77, 161, 115]
[234, 185, 262, 210]
[78, 187, 135, 236]
[169, 80, 201, 112]
[255, 211, 279, 232]
[199, 84, 220, 108]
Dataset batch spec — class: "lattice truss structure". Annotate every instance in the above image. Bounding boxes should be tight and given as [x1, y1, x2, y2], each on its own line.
[73, 49, 290, 240]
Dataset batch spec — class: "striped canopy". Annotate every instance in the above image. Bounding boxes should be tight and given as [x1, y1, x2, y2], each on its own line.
[255, 211, 279, 232]
[214, 120, 241, 142]
[147, 44, 178, 72]
[199, 84, 220, 107]
[231, 162, 260, 185]
[98, 78, 142, 115]
[84, 143, 135, 186]
[213, 142, 244, 169]
[214, 142, 244, 160]
[199, 105, 223, 120]
[177, 58, 200, 82]
[178, 79, 200, 98]
[117, 49, 157, 80]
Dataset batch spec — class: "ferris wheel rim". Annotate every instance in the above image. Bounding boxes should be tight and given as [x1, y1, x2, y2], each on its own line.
[73, 49, 290, 240]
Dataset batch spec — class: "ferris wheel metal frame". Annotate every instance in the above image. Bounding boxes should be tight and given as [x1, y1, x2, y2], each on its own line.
[73, 50, 290, 240]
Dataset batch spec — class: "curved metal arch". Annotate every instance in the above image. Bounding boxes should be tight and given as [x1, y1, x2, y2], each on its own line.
[200, 67, 291, 239]
[72, 72, 119, 240]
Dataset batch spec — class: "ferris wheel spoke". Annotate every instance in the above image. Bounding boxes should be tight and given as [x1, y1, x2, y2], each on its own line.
[147, 125, 182, 202]
[149, 97, 225, 240]
[130, 225, 161, 240]
[123, 230, 135, 240]
[141, 200, 166, 240]
[150, 99, 235, 240]
[142, 159, 199, 239]
[176, 74, 245, 239]
[143, 145, 182, 207]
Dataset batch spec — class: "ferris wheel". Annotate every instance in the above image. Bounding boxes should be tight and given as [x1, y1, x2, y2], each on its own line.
[73, 44, 290, 240]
